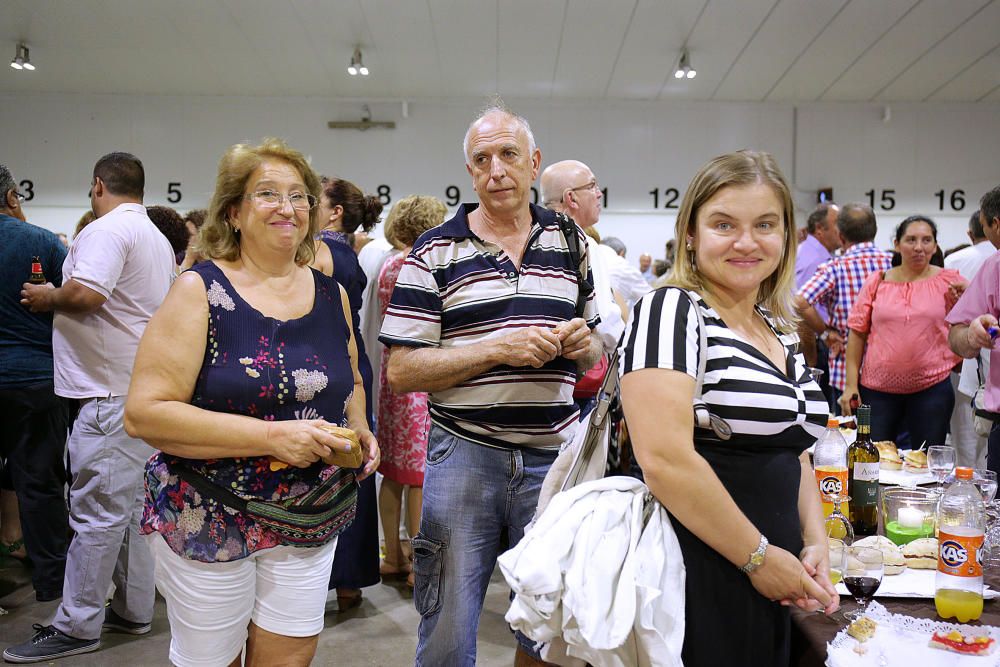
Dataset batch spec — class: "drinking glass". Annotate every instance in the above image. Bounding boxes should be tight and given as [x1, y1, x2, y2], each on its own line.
[828, 539, 845, 586]
[843, 546, 883, 621]
[825, 494, 854, 545]
[974, 469, 998, 503]
[928, 445, 956, 489]
[985, 501, 1000, 571]
[808, 367, 824, 384]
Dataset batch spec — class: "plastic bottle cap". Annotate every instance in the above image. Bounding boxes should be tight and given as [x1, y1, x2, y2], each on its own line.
[955, 467, 974, 480]
[827, 417, 838, 428]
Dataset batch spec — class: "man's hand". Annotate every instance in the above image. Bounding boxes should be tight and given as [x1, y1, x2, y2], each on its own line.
[824, 330, 844, 358]
[20, 282, 55, 313]
[493, 326, 562, 368]
[968, 314, 999, 351]
[552, 318, 591, 360]
[947, 280, 969, 310]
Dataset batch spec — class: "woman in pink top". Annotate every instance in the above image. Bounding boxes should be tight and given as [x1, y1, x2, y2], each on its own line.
[840, 216, 966, 445]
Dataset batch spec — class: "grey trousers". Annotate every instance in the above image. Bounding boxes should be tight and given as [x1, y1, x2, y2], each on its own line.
[52, 396, 155, 640]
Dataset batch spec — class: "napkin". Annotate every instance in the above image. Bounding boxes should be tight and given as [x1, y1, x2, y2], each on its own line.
[827, 601, 1000, 666]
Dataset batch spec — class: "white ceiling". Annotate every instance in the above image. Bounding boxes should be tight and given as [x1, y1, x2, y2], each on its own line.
[2, 0, 999, 103]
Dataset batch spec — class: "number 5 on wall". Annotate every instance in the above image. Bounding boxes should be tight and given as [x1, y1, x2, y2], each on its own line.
[167, 182, 182, 204]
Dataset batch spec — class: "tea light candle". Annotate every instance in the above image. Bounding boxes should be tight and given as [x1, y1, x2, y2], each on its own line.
[898, 506, 925, 529]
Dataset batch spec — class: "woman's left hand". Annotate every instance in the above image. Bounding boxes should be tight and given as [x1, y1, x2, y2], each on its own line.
[783, 544, 840, 614]
[355, 430, 380, 481]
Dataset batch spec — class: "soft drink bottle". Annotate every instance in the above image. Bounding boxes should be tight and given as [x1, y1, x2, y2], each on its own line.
[813, 417, 849, 518]
[28, 256, 46, 285]
[935, 466, 986, 622]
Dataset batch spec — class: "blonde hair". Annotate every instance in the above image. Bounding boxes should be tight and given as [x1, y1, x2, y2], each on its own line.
[668, 150, 798, 329]
[384, 195, 447, 250]
[198, 138, 321, 266]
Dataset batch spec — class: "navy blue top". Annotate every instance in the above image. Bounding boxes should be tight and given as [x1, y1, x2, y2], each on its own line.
[0, 214, 67, 388]
[142, 261, 358, 562]
[319, 230, 374, 427]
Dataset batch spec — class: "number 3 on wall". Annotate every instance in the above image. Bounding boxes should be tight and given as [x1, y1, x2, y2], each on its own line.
[18, 180, 34, 201]
[167, 182, 182, 204]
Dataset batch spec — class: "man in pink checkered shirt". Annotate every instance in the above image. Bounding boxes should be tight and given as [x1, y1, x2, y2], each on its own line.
[796, 203, 892, 411]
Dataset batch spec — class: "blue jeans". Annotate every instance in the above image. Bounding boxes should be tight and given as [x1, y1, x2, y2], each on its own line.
[860, 378, 954, 447]
[413, 425, 557, 666]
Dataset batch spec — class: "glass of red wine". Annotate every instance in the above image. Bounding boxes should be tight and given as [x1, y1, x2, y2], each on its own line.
[842, 546, 883, 621]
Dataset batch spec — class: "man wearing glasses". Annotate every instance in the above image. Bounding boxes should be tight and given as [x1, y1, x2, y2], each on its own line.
[8, 153, 174, 663]
[0, 164, 71, 608]
[541, 160, 650, 354]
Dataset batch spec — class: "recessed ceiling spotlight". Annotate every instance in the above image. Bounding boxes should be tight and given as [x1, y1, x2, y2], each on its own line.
[348, 47, 368, 77]
[674, 50, 695, 80]
[10, 42, 34, 71]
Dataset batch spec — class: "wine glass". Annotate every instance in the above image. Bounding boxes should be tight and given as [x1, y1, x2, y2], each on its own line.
[843, 546, 883, 621]
[928, 445, 956, 489]
[975, 469, 998, 503]
[825, 494, 854, 545]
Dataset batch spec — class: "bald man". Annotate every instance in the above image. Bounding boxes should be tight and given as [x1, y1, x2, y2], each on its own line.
[638, 253, 655, 284]
[541, 160, 650, 353]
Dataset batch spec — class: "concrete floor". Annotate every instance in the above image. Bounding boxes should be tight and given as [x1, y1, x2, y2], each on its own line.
[0, 556, 520, 666]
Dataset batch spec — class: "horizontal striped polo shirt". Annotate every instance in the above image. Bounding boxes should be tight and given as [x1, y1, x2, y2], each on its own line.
[379, 203, 599, 450]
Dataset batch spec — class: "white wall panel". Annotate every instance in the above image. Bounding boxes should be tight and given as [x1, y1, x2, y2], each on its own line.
[1, 93, 997, 267]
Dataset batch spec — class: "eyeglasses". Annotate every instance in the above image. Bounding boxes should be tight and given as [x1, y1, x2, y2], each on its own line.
[11, 191, 25, 202]
[244, 189, 317, 211]
[565, 180, 600, 195]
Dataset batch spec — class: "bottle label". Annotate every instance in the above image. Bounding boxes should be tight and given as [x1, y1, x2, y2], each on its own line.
[31, 262, 42, 273]
[815, 467, 848, 501]
[851, 479, 879, 506]
[852, 462, 879, 482]
[938, 529, 984, 578]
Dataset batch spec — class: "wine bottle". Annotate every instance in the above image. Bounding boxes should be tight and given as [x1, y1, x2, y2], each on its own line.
[848, 405, 880, 536]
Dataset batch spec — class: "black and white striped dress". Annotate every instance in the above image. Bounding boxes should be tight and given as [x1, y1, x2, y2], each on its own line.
[620, 286, 827, 667]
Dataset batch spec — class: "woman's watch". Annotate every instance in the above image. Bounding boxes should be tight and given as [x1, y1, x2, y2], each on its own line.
[740, 534, 769, 575]
[819, 328, 834, 343]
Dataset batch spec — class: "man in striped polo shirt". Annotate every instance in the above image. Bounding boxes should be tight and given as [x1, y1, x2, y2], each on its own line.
[380, 105, 601, 666]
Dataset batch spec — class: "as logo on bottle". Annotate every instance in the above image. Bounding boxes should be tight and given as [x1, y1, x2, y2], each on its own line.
[941, 540, 969, 568]
[819, 477, 843, 496]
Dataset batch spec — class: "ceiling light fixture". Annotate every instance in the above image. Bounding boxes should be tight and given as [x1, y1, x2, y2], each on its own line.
[674, 50, 695, 80]
[10, 42, 35, 71]
[348, 47, 368, 76]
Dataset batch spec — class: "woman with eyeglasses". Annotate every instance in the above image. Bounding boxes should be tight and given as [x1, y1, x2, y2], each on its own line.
[309, 176, 384, 611]
[125, 138, 379, 667]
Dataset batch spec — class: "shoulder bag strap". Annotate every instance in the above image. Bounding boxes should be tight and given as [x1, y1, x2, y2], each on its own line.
[556, 212, 594, 319]
[172, 462, 250, 513]
[683, 289, 732, 441]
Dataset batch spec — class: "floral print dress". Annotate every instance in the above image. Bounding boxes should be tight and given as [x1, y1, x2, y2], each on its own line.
[376, 252, 429, 486]
[141, 261, 357, 563]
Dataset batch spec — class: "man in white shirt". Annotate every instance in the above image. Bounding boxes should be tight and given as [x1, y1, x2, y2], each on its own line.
[946, 209, 998, 467]
[541, 160, 650, 354]
[9, 153, 175, 663]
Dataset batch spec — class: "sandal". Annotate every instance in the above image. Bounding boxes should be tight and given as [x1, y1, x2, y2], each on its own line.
[379, 560, 410, 579]
[336, 589, 363, 613]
